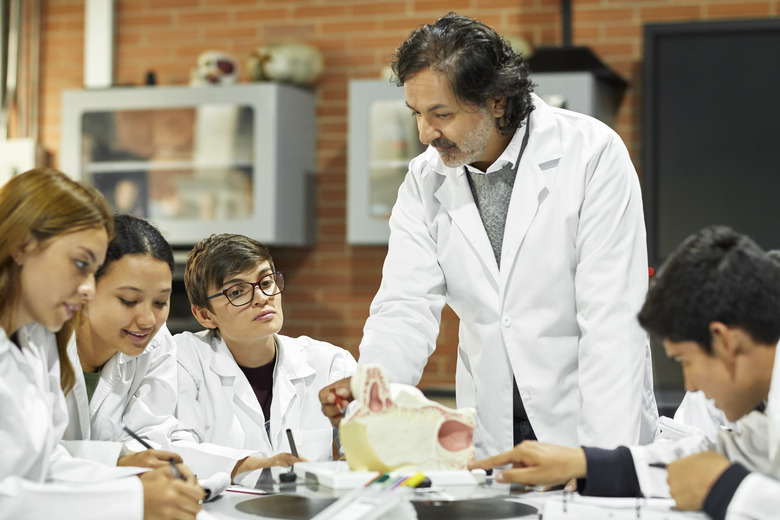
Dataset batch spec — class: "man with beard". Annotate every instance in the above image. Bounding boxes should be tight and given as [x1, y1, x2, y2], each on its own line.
[321, 12, 658, 458]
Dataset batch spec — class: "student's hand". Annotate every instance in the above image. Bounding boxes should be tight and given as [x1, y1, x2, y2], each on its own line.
[469, 441, 587, 487]
[139, 465, 204, 520]
[231, 453, 305, 481]
[265, 452, 305, 467]
[318, 377, 353, 427]
[119, 450, 183, 469]
[666, 451, 731, 511]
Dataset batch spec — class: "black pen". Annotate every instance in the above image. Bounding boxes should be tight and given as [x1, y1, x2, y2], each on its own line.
[286, 428, 299, 458]
[649, 462, 667, 469]
[169, 458, 186, 481]
[121, 423, 185, 481]
[120, 422, 154, 450]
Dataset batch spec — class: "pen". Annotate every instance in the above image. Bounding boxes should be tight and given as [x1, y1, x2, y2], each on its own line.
[331, 388, 347, 414]
[120, 422, 153, 450]
[169, 457, 186, 481]
[649, 462, 667, 469]
[286, 428, 299, 458]
[121, 423, 185, 481]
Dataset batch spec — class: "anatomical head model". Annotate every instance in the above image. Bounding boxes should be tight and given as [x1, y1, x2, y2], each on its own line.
[339, 363, 476, 472]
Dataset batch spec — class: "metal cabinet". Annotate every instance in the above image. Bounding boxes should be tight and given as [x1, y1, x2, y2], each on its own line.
[347, 80, 424, 245]
[61, 83, 315, 247]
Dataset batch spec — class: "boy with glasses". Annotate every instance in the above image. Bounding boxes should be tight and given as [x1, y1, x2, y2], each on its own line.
[172, 234, 356, 485]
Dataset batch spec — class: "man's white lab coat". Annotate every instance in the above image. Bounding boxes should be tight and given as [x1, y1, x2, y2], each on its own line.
[358, 94, 658, 458]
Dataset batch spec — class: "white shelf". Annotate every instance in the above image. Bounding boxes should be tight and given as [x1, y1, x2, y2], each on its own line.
[83, 159, 254, 174]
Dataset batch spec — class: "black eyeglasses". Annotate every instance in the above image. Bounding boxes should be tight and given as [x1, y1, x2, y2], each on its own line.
[206, 271, 285, 307]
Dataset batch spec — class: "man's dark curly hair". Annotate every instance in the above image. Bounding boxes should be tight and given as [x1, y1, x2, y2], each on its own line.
[390, 12, 535, 135]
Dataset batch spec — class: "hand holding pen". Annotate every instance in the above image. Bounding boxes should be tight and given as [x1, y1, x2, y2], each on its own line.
[318, 377, 354, 427]
[119, 422, 185, 476]
[119, 424, 205, 515]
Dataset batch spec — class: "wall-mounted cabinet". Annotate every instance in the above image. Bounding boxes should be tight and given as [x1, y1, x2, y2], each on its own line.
[61, 83, 315, 247]
[347, 80, 424, 244]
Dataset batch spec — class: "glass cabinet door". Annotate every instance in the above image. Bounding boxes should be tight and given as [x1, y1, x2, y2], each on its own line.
[81, 104, 254, 221]
[348, 80, 424, 244]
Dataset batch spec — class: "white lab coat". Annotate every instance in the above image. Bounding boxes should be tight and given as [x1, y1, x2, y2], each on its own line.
[0, 323, 144, 520]
[670, 390, 739, 442]
[358, 94, 658, 458]
[60, 324, 178, 463]
[629, 340, 780, 519]
[172, 330, 356, 479]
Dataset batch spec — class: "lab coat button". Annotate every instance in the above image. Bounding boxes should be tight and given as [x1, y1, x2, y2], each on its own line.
[502, 317, 511, 327]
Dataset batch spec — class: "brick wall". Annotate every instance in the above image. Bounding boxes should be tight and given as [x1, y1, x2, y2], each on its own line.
[38, 0, 780, 388]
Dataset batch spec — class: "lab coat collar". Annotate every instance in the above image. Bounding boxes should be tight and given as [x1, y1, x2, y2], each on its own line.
[205, 330, 270, 433]
[203, 332, 318, 450]
[497, 94, 559, 287]
[431, 93, 558, 283]
[269, 336, 316, 445]
[275, 335, 316, 381]
[205, 330, 244, 377]
[1, 324, 41, 384]
[66, 333, 92, 438]
[80, 329, 165, 415]
[66, 325, 168, 419]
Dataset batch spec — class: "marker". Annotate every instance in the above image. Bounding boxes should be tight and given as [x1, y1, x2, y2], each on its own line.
[281, 428, 299, 482]
[331, 388, 347, 414]
[369, 473, 391, 486]
[401, 471, 427, 488]
[286, 428, 299, 458]
[385, 475, 408, 489]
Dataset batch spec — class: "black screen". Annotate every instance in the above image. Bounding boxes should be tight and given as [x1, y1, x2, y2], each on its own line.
[643, 19, 780, 268]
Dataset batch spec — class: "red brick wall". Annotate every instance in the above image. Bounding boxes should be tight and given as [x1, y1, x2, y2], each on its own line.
[38, 0, 780, 388]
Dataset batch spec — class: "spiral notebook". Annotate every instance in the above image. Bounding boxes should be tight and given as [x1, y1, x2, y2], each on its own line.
[538, 495, 709, 519]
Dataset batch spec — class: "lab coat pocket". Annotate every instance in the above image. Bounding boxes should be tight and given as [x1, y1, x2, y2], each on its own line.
[295, 428, 334, 462]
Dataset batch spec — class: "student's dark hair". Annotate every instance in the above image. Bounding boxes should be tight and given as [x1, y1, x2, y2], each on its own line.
[638, 226, 780, 353]
[390, 12, 534, 135]
[184, 234, 274, 312]
[96, 214, 173, 280]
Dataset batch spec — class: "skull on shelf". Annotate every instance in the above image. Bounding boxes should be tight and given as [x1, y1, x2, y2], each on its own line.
[190, 51, 239, 86]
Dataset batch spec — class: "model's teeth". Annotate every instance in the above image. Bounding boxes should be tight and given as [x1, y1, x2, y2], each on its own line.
[127, 331, 147, 338]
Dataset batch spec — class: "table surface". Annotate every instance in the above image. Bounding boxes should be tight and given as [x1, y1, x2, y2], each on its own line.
[203, 479, 548, 520]
[203, 481, 711, 520]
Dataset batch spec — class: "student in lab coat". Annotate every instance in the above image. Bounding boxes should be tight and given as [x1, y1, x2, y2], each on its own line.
[320, 12, 658, 458]
[471, 226, 780, 519]
[0, 168, 203, 519]
[61, 214, 182, 468]
[172, 234, 357, 483]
